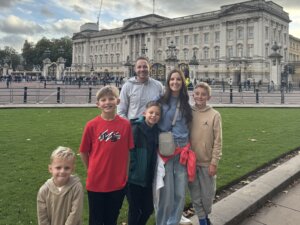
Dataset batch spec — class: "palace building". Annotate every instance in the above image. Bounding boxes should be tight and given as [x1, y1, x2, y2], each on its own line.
[71, 0, 293, 85]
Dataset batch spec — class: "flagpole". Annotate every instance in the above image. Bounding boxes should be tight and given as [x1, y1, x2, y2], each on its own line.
[153, 0, 155, 14]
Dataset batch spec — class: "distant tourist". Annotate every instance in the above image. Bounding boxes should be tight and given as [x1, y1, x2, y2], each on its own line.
[37, 146, 84, 225]
[6, 77, 10, 88]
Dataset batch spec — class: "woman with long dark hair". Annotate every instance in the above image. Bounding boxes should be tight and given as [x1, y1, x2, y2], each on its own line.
[155, 69, 193, 225]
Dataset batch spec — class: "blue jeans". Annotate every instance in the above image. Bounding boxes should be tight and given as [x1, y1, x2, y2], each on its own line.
[156, 154, 188, 225]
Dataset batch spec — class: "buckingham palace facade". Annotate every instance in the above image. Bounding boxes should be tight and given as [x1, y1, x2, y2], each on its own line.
[71, 0, 291, 84]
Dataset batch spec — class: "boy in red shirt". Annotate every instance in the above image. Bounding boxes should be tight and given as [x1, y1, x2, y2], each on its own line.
[80, 86, 134, 225]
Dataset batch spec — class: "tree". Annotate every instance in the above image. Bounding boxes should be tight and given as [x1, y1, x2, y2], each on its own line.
[34, 37, 53, 66]
[52, 37, 73, 67]
[0, 46, 21, 70]
[22, 40, 35, 70]
[21, 36, 73, 71]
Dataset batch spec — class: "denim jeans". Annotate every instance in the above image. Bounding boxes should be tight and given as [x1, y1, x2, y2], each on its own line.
[156, 153, 188, 225]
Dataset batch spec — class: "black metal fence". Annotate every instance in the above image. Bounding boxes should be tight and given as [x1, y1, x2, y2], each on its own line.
[1, 84, 300, 105]
[0, 86, 98, 104]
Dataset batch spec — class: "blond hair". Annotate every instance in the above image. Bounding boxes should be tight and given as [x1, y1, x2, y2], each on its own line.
[50, 146, 75, 163]
[194, 82, 212, 97]
[96, 86, 119, 101]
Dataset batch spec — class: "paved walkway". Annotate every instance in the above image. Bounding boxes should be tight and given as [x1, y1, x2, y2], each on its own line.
[241, 179, 300, 225]
[187, 154, 300, 225]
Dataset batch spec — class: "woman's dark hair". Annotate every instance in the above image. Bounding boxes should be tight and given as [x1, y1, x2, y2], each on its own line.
[160, 69, 192, 125]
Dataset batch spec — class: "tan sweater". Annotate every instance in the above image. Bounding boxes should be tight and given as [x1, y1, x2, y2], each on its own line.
[190, 105, 222, 166]
[37, 175, 84, 225]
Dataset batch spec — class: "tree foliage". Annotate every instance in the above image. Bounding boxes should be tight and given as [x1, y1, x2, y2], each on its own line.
[21, 36, 73, 70]
[0, 46, 21, 70]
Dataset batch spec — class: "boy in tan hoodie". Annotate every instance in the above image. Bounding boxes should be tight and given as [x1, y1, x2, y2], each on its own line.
[188, 82, 222, 225]
[37, 146, 84, 225]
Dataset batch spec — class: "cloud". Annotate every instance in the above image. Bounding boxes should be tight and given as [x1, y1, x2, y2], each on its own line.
[16, 6, 32, 15]
[50, 18, 86, 36]
[0, 15, 44, 35]
[100, 19, 123, 30]
[0, 0, 25, 8]
[72, 5, 86, 15]
[41, 6, 55, 18]
[0, 34, 26, 51]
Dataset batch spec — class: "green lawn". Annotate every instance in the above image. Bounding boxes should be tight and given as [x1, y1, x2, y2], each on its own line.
[0, 108, 299, 225]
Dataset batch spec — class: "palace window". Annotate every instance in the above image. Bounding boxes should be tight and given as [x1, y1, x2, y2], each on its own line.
[111, 54, 114, 63]
[227, 29, 233, 41]
[184, 35, 189, 45]
[248, 27, 254, 39]
[265, 46, 269, 57]
[204, 33, 209, 44]
[237, 28, 243, 40]
[247, 44, 253, 57]
[203, 47, 209, 59]
[265, 27, 269, 39]
[215, 31, 220, 43]
[175, 36, 179, 45]
[193, 34, 199, 45]
[227, 46, 233, 58]
[237, 44, 243, 57]
[184, 49, 189, 60]
[158, 39, 162, 47]
[166, 37, 171, 45]
[214, 47, 220, 59]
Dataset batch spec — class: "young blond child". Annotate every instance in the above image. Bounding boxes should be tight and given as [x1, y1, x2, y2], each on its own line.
[80, 86, 134, 225]
[188, 82, 222, 225]
[127, 101, 161, 225]
[37, 146, 84, 225]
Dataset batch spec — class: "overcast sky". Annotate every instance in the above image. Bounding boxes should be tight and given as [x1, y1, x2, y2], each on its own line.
[1, 0, 300, 53]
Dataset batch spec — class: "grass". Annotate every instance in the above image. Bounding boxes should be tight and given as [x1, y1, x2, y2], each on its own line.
[0, 107, 299, 225]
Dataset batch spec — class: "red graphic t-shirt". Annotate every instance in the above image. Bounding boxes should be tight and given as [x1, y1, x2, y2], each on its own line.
[80, 115, 134, 192]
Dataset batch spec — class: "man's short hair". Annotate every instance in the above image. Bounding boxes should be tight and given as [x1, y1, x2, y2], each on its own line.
[135, 56, 149, 64]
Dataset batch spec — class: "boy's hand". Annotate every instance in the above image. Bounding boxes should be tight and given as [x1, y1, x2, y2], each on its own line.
[208, 164, 217, 176]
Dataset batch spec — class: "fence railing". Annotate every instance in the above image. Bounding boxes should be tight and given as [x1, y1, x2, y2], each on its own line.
[1, 85, 300, 105]
[0, 86, 99, 104]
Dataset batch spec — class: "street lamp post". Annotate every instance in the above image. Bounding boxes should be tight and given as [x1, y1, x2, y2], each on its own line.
[269, 41, 283, 86]
[124, 56, 133, 78]
[57, 46, 65, 81]
[189, 49, 199, 88]
[90, 55, 94, 77]
[165, 41, 179, 79]
[141, 44, 148, 57]
[43, 48, 52, 87]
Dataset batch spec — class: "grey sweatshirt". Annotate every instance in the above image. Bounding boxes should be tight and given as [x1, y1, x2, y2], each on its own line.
[117, 77, 163, 119]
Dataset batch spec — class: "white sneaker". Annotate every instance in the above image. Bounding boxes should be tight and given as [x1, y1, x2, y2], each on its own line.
[179, 215, 192, 225]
